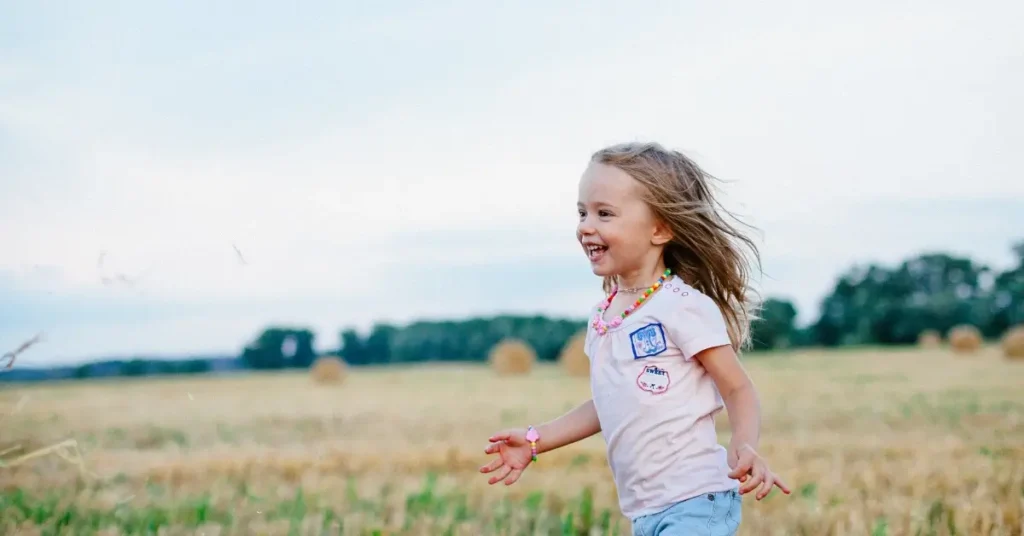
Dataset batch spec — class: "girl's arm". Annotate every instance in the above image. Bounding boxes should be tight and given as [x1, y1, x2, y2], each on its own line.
[695, 344, 790, 500]
[482, 399, 601, 486]
[534, 398, 601, 453]
[695, 345, 761, 451]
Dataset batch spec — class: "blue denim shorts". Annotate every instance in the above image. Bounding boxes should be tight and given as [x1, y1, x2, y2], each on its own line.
[631, 489, 742, 536]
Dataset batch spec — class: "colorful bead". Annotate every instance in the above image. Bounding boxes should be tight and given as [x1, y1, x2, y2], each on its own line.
[526, 426, 539, 462]
[591, 269, 672, 336]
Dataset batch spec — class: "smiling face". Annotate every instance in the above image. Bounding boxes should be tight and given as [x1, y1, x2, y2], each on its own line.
[576, 161, 671, 282]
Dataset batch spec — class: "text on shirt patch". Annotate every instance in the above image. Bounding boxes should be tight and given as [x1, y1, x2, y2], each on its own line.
[629, 323, 668, 359]
[636, 365, 671, 394]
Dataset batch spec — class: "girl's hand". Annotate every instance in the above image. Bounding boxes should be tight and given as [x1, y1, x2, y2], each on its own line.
[479, 429, 534, 486]
[727, 444, 791, 500]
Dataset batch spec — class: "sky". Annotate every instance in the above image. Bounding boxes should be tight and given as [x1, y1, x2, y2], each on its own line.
[2, 1, 1023, 366]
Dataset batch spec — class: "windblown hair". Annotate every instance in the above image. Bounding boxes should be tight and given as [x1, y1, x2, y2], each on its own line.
[591, 141, 762, 352]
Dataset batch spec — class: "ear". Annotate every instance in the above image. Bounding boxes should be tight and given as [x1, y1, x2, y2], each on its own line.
[651, 219, 673, 246]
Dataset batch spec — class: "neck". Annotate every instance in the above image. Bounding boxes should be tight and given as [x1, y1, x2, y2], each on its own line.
[616, 261, 669, 290]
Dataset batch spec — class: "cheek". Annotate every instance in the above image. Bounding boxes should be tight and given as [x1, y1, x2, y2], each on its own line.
[597, 227, 619, 245]
[603, 222, 645, 248]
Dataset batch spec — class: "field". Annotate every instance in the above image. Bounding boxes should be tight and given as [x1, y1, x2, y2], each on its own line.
[2, 346, 1023, 535]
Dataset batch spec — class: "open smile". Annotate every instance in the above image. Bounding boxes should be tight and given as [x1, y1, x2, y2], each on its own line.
[584, 243, 608, 262]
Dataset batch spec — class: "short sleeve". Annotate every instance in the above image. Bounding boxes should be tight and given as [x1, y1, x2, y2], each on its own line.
[665, 292, 732, 360]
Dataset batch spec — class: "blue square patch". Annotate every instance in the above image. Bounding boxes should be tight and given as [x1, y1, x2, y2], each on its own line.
[629, 323, 668, 359]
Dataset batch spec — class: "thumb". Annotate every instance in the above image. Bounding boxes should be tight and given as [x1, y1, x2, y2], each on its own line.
[727, 450, 754, 480]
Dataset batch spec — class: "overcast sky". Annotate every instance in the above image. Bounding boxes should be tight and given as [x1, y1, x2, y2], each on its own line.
[2, 1, 1023, 366]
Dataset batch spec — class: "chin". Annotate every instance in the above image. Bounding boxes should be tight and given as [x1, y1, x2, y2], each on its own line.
[589, 263, 615, 277]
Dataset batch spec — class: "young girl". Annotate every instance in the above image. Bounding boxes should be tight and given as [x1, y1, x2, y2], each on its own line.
[479, 141, 790, 535]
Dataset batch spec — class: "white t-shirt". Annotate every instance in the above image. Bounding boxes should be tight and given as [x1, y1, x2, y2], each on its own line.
[584, 275, 738, 520]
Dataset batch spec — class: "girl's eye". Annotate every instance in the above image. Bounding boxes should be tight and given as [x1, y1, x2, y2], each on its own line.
[598, 210, 612, 218]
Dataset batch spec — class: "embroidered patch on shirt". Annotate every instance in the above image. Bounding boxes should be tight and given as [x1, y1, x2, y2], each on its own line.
[629, 323, 668, 359]
[636, 364, 670, 394]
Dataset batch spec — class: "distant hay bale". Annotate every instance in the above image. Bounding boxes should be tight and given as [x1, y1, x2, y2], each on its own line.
[310, 355, 348, 384]
[488, 339, 536, 376]
[947, 325, 982, 354]
[559, 330, 589, 377]
[1001, 326, 1024, 360]
[917, 329, 942, 348]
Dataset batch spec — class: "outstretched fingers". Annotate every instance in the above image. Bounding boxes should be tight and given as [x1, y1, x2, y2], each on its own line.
[488, 431, 512, 443]
[739, 466, 764, 495]
[755, 474, 775, 500]
[481, 430, 530, 487]
[754, 471, 792, 500]
[479, 457, 503, 474]
[773, 474, 792, 495]
[487, 464, 513, 485]
[503, 468, 524, 486]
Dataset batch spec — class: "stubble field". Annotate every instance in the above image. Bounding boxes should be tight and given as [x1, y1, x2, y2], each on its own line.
[1, 346, 1023, 535]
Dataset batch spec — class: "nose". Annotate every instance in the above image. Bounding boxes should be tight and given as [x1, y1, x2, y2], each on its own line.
[577, 217, 595, 239]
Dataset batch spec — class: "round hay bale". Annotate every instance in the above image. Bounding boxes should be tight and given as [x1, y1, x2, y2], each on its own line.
[917, 329, 942, 348]
[559, 330, 589, 377]
[488, 338, 536, 376]
[310, 355, 348, 384]
[1001, 325, 1024, 360]
[947, 325, 982, 354]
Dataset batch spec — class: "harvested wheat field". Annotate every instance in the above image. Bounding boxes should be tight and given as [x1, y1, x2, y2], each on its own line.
[2, 346, 1024, 535]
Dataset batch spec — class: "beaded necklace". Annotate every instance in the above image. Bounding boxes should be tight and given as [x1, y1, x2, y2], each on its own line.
[592, 268, 672, 335]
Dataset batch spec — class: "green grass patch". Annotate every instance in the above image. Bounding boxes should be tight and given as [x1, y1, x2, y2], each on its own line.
[1, 476, 625, 535]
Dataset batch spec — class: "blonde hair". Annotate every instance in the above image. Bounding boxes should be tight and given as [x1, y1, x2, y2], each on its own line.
[591, 141, 762, 352]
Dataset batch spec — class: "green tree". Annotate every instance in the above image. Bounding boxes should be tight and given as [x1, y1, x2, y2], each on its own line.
[240, 327, 316, 369]
[812, 253, 995, 345]
[339, 328, 369, 365]
[989, 241, 1024, 334]
[750, 298, 798, 351]
[120, 359, 149, 377]
[364, 324, 397, 363]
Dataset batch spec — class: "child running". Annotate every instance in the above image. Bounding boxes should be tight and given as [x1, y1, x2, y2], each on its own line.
[479, 141, 790, 535]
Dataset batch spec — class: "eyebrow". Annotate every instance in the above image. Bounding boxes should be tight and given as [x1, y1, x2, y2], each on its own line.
[578, 201, 618, 210]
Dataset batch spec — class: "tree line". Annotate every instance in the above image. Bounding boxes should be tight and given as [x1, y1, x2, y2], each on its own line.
[3, 241, 1021, 382]
[240, 241, 1024, 369]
